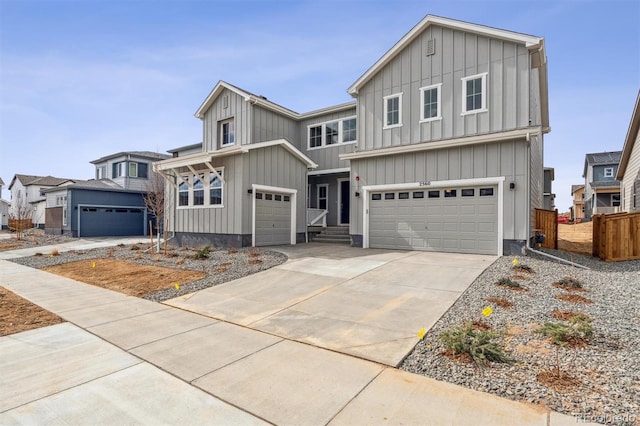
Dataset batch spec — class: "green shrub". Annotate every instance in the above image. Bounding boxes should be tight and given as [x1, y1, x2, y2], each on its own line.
[497, 278, 522, 288]
[440, 322, 511, 366]
[193, 246, 212, 260]
[537, 314, 593, 346]
[555, 277, 583, 289]
[512, 264, 535, 273]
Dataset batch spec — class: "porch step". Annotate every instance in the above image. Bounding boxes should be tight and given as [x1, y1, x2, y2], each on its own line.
[308, 226, 351, 244]
[312, 234, 352, 244]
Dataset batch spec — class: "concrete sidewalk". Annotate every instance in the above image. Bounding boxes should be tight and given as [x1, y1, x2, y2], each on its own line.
[0, 249, 593, 425]
[0, 236, 150, 260]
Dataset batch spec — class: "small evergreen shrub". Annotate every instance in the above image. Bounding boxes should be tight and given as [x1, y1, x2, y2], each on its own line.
[440, 322, 511, 366]
[193, 246, 212, 260]
[537, 314, 593, 346]
[497, 278, 522, 288]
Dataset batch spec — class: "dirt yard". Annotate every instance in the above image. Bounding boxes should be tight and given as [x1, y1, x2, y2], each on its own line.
[557, 222, 592, 255]
[43, 259, 206, 298]
[0, 286, 63, 336]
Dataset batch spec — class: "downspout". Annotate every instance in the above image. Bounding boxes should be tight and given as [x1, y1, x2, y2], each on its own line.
[523, 132, 589, 269]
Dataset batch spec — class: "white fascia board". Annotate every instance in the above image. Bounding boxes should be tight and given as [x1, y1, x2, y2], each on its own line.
[154, 148, 244, 172]
[308, 167, 350, 176]
[617, 90, 640, 179]
[299, 102, 357, 119]
[195, 81, 253, 119]
[247, 139, 318, 169]
[341, 128, 537, 161]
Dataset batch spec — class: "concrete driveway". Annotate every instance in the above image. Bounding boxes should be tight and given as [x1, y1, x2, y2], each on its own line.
[167, 243, 497, 366]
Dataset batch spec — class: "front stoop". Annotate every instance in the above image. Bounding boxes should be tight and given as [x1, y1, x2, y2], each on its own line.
[308, 226, 351, 244]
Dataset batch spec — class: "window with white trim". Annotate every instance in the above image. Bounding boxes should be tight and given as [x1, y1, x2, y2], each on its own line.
[307, 116, 357, 149]
[96, 166, 106, 179]
[220, 119, 235, 147]
[603, 167, 614, 178]
[420, 84, 442, 122]
[461, 73, 487, 114]
[317, 184, 328, 209]
[383, 93, 402, 128]
[113, 162, 126, 178]
[177, 169, 224, 208]
[611, 193, 620, 207]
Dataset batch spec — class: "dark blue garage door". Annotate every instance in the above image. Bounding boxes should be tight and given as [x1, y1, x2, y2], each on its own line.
[79, 207, 145, 237]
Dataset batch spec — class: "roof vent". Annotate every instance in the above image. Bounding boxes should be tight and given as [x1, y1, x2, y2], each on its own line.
[222, 95, 229, 109]
[426, 39, 435, 56]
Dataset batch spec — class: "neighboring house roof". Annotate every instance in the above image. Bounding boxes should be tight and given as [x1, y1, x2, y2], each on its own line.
[167, 143, 203, 154]
[90, 151, 171, 164]
[0, 177, 4, 186]
[616, 90, 640, 180]
[194, 81, 357, 121]
[42, 179, 127, 193]
[346, 15, 549, 132]
[582, 151, 623, 177]
[571, 184, 584, 195]
[8, 174, 77, 190]
[544, 167, 554, 180]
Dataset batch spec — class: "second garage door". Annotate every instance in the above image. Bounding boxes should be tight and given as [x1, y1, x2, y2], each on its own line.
[255, 191, 292, 246]
[79, 206, 145, 237]
[369, 186, 498, 255]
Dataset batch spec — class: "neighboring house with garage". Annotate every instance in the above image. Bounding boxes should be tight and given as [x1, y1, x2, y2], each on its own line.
[582, 151, 622, 219]
[8, 174, 77, 228]
[44, 151, 170, 237]
[570, 184, 585, 222]
[617, 90, 640, 213]
[156, 14, 549, 255]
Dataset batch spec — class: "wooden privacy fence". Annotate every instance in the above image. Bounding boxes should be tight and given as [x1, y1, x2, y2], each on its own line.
[534, 208, 558, 249]
[593, 212, 640, 261]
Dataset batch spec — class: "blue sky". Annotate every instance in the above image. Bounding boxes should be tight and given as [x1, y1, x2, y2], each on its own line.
[1, 0, 638, 211]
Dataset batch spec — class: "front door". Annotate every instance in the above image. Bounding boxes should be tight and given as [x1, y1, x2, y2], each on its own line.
[340, 179, 350, 225]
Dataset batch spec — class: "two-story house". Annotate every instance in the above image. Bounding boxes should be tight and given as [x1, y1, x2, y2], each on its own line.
[543, 167, 555, 210]
[582, 151, 622, 219]
[44, 151, 170, 237]
[0, 177, 8, 229]
[8, 174, 77, 228]
[570, 184, 585, 222]
[156, 15, 550, 256]
[617, 90, 640, 213]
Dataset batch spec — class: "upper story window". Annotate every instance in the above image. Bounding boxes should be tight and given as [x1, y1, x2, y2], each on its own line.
[96, 166, 106, 180]
[307, 116, 357, 149]
[112, 161, 147, 178]
[113, 162, 126, 178]
[177, 168, 224, 208]
[603, 167, 614, 178]
[420, 83, 442, 122]
[383, 93, 402, 128]
[461, 73, 487, 114]
[342, 118, 356, 142]
[220, 118, 235, 147]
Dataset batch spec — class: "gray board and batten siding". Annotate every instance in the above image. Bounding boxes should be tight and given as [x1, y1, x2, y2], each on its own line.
[299, 107, 357, 172]
[169, 144, 307, 247]
[350, 140, 532, 247]
[356, 25, 534, 151]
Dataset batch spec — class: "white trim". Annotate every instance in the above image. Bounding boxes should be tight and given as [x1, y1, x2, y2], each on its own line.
[362, 176, 505, 256]
[337, 178, 350, 226]
[317, 183, 329, 211]
[348, 15, 542, 95]
[219, 117, 235, 147]
[176, 168, 225, 209]
[603, 167, 614, 178]
[308, 167, 350, 176]
[461, 73, 488, 115]
[340, 128, 537, 161]
[419, 83, 442, 123]
[247, 139, 318, 169]
[251, 184, 297, 247]
[299, 102, 356, 119]
[306, 116, 357, 150]
[383, 92, 403, 129]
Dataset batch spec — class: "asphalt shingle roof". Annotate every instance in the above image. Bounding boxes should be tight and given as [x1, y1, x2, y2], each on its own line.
[585, 151, 622, 166]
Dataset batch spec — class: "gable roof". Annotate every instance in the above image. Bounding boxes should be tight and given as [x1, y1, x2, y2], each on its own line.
[167, 142, 203, 154]
[194, 80, 356, 121]
[8, 174, 76, 190]
[571, 184, 584, 195]
[616, 90, 640, 180]
[0, 177, 4, 186]
[90, 151, 171, 164]
[583, 151, 622, 177]
[347, 15, 549, 132]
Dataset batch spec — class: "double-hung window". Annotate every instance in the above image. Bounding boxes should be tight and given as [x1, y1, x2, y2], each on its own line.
[307, 117, 357, 149]
[220, 119, 235, 147]
[461, 73, 487, 114]
[419, 83, 442, 122]
[113, 162, 125, 178]
[383, 93, 402, 128]
[178, 177, 189, 206]
[193, 174, 205, 206]
[210, 170, 223, 205]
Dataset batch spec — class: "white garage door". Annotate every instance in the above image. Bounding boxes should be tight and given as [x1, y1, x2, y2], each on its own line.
[369, 186, 498, 255]
[255, 191, 292, 246]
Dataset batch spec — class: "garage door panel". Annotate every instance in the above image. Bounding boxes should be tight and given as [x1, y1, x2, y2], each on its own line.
[255, 192, 292, 247]
[369, 185, 498, 255]
[80, 207, 144, 237]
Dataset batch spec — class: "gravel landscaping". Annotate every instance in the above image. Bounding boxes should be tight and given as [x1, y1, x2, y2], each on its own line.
[401, 255, 640, 426]
[10, 244, 288, 302]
